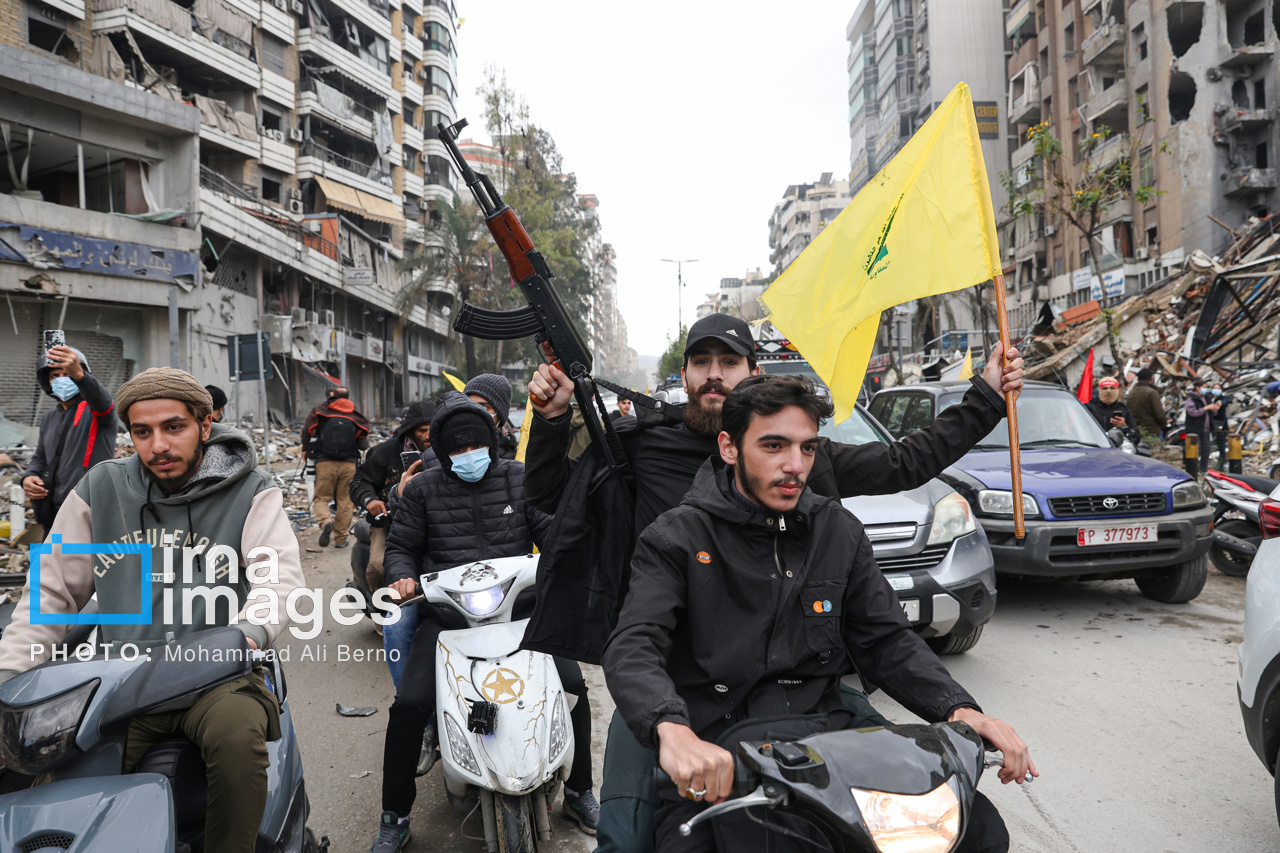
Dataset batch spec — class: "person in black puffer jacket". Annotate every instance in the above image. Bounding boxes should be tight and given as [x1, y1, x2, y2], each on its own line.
[371, 393, 599, 850]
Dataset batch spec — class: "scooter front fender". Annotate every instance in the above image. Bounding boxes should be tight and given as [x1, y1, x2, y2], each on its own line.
[0, 773, 175, 851]
[437, 621, 573, 797]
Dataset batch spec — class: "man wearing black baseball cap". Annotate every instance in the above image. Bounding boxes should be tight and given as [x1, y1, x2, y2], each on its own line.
[523, 311, 1027, 853]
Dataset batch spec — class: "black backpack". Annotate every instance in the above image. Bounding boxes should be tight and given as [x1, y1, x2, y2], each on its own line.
[316, 416, 359, 459]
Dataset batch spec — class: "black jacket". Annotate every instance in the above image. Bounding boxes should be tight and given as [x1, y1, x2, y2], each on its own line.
[384, 457, 552, 585]
[1210, 395, 1231, 430]
[526, 376, 1009, 534]
[603, 461, 978, 750]
[26, 360, 117, 516]
[1084, 398, 1135, 432]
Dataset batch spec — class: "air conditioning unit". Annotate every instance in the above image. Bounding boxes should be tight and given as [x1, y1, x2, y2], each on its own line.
[1044, 224, 1057, 236]
[288, 199, 304, 214]
[1039, 267, 1050, 278]
[289, 128, 304, 142]
[1135, 247, 1150, 259]
[419, 151, 429, 163]
[272, 0, 285, 10]
[290, 0, 303, 12]
[290, 307, 308, 326]
[307, 311, 319, 325]
[418, 67, 428, 80]
[1006, 247, 1016, 259]
[288, 187, 302, 200]
[321, 309, 335, 327]
[264, 128, 284, 142]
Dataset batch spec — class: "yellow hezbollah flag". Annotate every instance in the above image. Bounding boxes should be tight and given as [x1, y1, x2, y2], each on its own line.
[761, 83, 1001, 421]
[442, 371, 467, 392]
[957, 347, 974, 380]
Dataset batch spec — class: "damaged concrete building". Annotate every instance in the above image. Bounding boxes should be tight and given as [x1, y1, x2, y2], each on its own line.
[1001, 0, 1280, 344]
[0, 0, 459, 441]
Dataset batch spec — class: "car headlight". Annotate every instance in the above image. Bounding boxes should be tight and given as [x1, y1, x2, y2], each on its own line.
[548, 693, 569, 761]
[1172, 480, 1206, 509]
[0, 680, 97, 775]
[851, 777, 961, 853]
[976, 490, 1041, 518]
[451, 580, 513, 617]
[443, 712, 483, 777]
[927, 493, 978, 546]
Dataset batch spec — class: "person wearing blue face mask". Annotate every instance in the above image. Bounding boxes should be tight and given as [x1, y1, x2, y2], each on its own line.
[22, 344, 118, 531]
[371, 392, 600, 851]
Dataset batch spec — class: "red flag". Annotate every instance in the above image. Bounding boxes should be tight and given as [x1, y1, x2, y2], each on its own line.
[1076, 348, 1095, 403]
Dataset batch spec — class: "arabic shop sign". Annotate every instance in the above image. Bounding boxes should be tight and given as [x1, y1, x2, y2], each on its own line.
[0, 223, 200, 287]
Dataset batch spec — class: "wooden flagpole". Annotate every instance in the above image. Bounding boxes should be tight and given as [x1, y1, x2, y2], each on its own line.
[991, 274, 1025, 539]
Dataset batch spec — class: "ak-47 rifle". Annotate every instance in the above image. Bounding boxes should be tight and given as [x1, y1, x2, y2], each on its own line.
[434, 118, 628, 470]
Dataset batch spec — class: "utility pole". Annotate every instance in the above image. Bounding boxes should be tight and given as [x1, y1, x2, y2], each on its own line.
[660, 258, 698, 336]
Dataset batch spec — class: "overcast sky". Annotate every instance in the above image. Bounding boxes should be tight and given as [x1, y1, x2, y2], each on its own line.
[453, 2, 854, 358]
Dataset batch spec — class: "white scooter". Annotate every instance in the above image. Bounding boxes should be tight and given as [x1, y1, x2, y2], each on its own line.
[411, 554, 574, 852]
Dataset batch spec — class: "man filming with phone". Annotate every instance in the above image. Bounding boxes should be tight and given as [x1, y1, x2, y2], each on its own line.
[22, 334, 118, 531]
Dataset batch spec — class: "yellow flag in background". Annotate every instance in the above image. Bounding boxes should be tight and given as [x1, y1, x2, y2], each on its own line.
[761, 83, 1002, 421]
[442, 371, 467, 392]
[957, 347, 974, 380]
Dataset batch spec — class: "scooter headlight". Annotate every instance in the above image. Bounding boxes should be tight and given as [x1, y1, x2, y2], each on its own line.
[0, 680, 98, 775]
[548, 693, 568, 761]
[451, 580, 512, 618]
[926, 493, 977, 546]
[443, 712, 482, 777]
[850, 777, 961, 853]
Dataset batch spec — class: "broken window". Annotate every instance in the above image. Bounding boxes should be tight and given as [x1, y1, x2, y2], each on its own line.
[261, 176, 281, 203]
[1233, 80, 1251, 108]
[1244, 9, 1265, 45]
[1168, 70, 1196, 124]
[1257, 142, 1269, 170]
[1166, 2, 1203, 58]
[1064, 22, 1075, 52]
[1146, 223, 1158, 247]
[26, 6, 79, 63]
[1139, 146, 1154, 187]
[1132, 23, 1147, 61]
[1255, 79, 1266, 109]
[1136, 84, 1150, 122]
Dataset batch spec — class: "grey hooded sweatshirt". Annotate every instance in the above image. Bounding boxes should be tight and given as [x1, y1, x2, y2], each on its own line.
[0, 423, 305, 672]
[24, 347, 118, 512]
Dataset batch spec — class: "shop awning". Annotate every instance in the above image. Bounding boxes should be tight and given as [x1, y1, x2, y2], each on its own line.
[313, 176, 402, 225]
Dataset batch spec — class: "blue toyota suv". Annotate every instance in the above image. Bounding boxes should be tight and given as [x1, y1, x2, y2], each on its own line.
[869, 381, 1215, 603]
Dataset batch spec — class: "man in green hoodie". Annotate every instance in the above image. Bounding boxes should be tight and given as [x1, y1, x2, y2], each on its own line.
[0, 367, 306, 853]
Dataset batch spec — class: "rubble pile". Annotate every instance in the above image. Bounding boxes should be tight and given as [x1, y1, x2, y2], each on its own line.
[1021, 213, 1280, 475]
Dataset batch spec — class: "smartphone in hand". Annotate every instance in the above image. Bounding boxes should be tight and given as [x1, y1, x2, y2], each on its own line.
[43, 330, 65, 353]
[400, 450, 422, 469]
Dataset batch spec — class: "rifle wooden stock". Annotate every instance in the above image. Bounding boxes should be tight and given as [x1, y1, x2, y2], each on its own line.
[486, 209, 537, 283]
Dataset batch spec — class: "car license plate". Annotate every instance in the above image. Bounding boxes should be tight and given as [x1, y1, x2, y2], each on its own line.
[1076, 523, 1158, 547]
[901, 600, 920, 623]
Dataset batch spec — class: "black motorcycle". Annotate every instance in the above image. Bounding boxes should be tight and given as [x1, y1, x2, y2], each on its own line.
[657, 722, 1025, 852]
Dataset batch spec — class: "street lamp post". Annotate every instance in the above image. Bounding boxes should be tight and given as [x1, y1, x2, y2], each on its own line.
[660, 258, 699, 336]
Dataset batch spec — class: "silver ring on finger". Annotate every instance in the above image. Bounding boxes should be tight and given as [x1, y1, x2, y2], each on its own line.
[687, 787, 706, 800]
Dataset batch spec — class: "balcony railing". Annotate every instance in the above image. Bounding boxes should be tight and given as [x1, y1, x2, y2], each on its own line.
[200, 165, 341, 259]
[1082, 19, 1124, 66]
[300, 139, 392, 186]
[300, 76, 376, 123]
[1090, 132, 1128, 170]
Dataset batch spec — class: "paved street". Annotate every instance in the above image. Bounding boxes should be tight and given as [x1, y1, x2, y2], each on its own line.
[288, 539, 1277, 852]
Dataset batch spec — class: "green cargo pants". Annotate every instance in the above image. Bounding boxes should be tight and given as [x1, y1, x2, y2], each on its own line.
[123, 667, 281, 853]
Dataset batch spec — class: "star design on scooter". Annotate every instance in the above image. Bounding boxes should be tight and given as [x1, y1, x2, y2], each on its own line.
[482, 667, 525, 704]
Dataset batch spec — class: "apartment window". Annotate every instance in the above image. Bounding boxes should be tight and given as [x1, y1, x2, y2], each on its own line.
[1146, 224, 1158, 247]
[1138, 146, 1154, 187]
[1256, 79, 1267, 110]
[1136, 84, 1150, 122]
[261, 177, 281, 203]
[1064, 23, 1075, 53]
[1133, 23, 1147, 61]
[1055, 255, 1065, 276]
[260, 34, 286, 75]
[1068, 76, 1079, 107]
[27, 7, 78, 62]
[261, 110, 282, 133]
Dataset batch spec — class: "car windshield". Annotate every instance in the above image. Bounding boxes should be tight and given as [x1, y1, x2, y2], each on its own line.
[972, 389, 1110, 449]
[760, 360, 888, 446]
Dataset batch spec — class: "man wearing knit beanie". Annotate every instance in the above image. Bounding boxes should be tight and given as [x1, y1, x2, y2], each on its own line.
[0, 366, 305, 853]
[465, 373, 519, 460]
